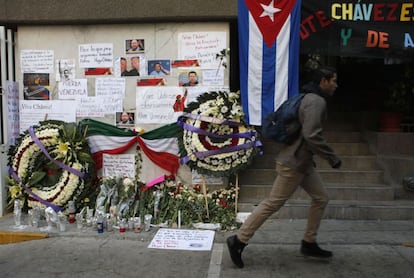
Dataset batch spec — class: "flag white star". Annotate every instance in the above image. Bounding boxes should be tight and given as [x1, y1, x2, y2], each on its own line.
[260, 0, 281, 22]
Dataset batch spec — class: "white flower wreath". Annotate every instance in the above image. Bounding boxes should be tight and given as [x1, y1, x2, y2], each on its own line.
[178, 91, 262, 177]
[7, 120, 96, 211]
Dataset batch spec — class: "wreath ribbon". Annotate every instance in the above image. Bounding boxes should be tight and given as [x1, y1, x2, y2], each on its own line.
[29, 126, 86, 179]
[177, 117, 258, 139]
[180, 140, 262, 164]
[9, 167, 63, 212]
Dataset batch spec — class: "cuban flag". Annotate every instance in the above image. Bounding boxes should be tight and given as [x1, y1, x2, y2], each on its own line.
[238, 0, 302, 126]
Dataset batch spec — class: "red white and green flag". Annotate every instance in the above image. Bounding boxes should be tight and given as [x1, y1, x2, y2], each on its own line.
[80, 119, 180, 174]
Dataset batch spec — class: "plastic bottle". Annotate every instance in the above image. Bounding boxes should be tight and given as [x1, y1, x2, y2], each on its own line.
[68, 201, 76, 224]
[96, 213, 104, 233]
[13, 200, 22, 226]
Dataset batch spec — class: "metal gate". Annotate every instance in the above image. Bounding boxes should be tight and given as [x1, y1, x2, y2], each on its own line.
[0, 26, 16, 215]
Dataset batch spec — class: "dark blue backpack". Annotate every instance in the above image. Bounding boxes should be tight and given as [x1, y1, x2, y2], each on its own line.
[262, 93, 305, 144]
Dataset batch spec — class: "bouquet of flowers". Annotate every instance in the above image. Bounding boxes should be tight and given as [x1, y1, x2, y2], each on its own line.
[137, 176, 240, 230]
[95, 175, 239, 230]
[95, 176, 143, 219]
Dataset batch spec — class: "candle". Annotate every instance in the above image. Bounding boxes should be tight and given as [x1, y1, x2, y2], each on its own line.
[178, 210, 181, 229]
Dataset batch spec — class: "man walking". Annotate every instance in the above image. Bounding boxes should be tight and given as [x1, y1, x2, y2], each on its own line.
[227, 66, 342, 268]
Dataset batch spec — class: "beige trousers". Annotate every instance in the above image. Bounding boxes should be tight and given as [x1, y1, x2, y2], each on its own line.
[237, 163, 329, 243]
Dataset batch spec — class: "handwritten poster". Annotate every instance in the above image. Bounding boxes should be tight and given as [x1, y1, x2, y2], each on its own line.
[135, 86, 183, 124]
[79, 43, 113, 68]
[178, 32, 227, 67]
[76, 96, 122, 117]
[6, 81, 20, 145]
[136, 86, 208, 124]
[148, 228, 215, 251]
[95, 78, 125, 97]
[103, 154, 136, 178]
[58, 79, 88, 99]
[20, 50, 54, 73]
[191, 170, 224, 185]
[201, 69, 224, 86]
[19, 100, 76, 133]
[76, 97, 104, 117]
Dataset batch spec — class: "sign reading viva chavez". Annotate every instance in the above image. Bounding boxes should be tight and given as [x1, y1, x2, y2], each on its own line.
[300, 0, 414, 58]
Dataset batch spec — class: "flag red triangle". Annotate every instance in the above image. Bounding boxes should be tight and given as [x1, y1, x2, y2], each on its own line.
[244, 0, 297, 48]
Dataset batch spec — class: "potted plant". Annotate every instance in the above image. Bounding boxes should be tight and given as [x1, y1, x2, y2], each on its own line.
[380, 66, 414, 132]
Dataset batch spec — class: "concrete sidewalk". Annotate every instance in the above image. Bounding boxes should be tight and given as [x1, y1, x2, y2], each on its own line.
[0, 213, 414, 278]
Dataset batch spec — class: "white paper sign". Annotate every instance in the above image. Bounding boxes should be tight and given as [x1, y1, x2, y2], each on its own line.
[76, 97, 103, 117]
[148, 228, 215, 251]
[136, 86, 183, 124]
[178, 32, 227, 67]
[79, 43, 113, 68]
[95, 78, 125, 97]
[20, 50, 54, 73]
[191, 170, 224, 185]
[103, 154, 136, 178]
[201, 69, 224, 86]
[58, 79, 88, 99]
[6, 81, 20, 145]
[76, 96, 123, 117]
[19, 100, 76, 133]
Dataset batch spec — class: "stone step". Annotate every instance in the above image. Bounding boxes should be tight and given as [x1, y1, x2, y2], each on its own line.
[324, 131, 362, 142]
[314, 156, 379, 170]
[324, 122, 358, 132]
[259, 142, 372, 156]
[248, 155, 378, 170]
[237, 200, 414, 220]
[238, 169, 384, 185]
[329, 143, 372, 155]
[319, 169, 384, 183]
[239, 183, 394, 202]
[242, 128, 409, 221]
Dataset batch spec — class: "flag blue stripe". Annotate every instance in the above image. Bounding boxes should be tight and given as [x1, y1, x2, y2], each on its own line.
[261, 41, 276, 123]
[238, 0, 250, 123]
[288, 0, 302, 98]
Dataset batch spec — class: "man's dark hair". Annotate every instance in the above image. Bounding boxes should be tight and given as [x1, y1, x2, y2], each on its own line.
[312, 66, 336, 84]
[188, 70, 197, 76]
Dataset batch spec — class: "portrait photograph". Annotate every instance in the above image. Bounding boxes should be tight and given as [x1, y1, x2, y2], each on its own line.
[147, 59, 171, 77]
[116, 111, 135, 129]
[178, 70, 201, 87]
[125, 39, 145, 54]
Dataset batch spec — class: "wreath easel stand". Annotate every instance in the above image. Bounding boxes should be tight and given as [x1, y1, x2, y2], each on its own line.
[235, 174, 239, 215]
[201, 176, 210, 219]
[201, 174, 239, 221]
